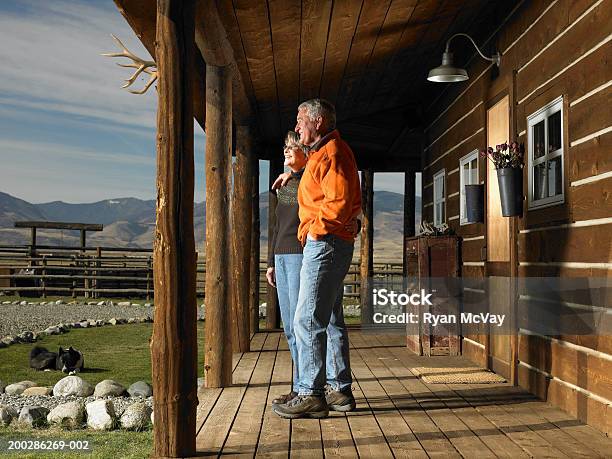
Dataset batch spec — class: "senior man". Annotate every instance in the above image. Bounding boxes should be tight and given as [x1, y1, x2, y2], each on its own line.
[272, 99, 361, 419]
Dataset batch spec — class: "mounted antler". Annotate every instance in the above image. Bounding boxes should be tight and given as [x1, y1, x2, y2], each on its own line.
[102, 34, 157, 94]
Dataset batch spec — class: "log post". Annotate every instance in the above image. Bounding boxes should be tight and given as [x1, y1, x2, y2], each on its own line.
[360, 169, 374, 325]
[204, 63, 233, 388]
[249, 155, 261, 335]
[150, 0, 197, 457]
[230, 125, 253, 352]
[266, 155, 283, 329]
[403, 170, 416, 279]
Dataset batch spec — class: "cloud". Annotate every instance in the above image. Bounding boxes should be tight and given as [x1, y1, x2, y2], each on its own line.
[0, 0, 157, 130]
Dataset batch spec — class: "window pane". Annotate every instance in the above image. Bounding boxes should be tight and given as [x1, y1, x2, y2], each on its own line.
[548, 111, 562, 153]
[533, 120, 545, 159]
[470, 159, 478, 184]
[547, 156, 562, 197]
[533, 162, 547, 200]
[462, 163, 470, 187]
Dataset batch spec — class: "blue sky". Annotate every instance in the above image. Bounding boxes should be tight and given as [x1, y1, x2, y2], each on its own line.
[0, 0, 414, 204]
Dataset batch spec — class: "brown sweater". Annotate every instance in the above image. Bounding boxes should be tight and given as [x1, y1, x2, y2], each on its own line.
[267, 169, 304, 268]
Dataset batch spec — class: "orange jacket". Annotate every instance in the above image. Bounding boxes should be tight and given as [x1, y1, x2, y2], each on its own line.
[297, 130, 362, 244]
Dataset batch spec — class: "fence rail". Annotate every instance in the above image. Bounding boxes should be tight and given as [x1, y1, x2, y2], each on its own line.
[0, 244, 403, 302]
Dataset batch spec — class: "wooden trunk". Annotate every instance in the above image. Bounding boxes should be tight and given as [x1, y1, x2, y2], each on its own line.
[360, 169, 374, 324]
[249, 154, 260, 335]
[204, 63, 233, 388]
[405, 235, 461, 357]
[230, 125, 253, 352]
[151, 0, 198, 456]
[266, 156, 282, 329]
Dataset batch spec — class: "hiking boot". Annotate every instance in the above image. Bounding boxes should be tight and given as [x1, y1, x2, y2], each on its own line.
[272, 395, 329, 419]
[325, 385, 356, 412]
[271, 391, 297, 405]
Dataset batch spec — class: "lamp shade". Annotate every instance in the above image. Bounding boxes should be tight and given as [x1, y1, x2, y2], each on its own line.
[427, 52, 469, 83]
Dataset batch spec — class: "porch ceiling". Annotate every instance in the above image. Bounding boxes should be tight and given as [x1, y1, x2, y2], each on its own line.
[114, 0, 520, 169]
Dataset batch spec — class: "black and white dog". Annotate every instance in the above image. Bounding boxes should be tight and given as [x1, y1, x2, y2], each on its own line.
[29, 346, 84, 374]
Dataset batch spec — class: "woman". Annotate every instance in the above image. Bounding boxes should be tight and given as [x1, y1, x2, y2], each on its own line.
[266, 131, 308, 405]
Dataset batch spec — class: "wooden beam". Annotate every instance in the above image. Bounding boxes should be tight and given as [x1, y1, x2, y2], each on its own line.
[195, 0, 253, 124]
[266, 156, 283, 329]
[204, 64, 233, 388]
[113, 0, 206, 130]
[14, 221, 104, 231]
[230, 125, 253, 352]
[403, 170, 416, 280]
[249, 154, 261, 335]
[360, 169, 374, 325]
[150, 0, 198, 457]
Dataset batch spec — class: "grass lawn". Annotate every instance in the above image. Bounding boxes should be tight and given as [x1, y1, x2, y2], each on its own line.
[0, 322, 207, 388]
[0, 426, 152, 458]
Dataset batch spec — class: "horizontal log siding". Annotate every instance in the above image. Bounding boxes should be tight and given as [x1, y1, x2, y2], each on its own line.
[422, 0, 612, 434]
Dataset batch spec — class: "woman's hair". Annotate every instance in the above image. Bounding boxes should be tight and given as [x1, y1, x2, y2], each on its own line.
[284, 131, 300, 147]
[284, 131, 306, 154]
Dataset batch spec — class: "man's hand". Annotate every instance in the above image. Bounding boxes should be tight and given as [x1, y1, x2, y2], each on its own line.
[266, 267, 276, 287]
[272, 172, 291, 190]
[344, 218, 361, 236]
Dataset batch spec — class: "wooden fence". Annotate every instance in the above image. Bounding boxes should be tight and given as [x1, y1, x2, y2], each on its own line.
[0, 244, 403, 302]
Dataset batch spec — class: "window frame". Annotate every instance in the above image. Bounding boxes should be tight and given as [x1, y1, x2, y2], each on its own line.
[433, 169, 446, 227]
[459, 150, 479, 225]
[527, 96, 565, 210]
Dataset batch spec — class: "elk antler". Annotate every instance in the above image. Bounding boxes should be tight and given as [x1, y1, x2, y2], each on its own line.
[102, 34, 157, 94]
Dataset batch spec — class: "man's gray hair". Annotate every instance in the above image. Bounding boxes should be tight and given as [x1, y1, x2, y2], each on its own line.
[298, 98, 336, 131]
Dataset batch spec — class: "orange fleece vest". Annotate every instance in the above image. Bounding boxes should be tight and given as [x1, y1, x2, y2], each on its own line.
[297, 130, 362, 244]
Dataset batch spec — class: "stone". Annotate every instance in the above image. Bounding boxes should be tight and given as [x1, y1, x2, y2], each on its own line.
[18, 406, 49, 428]
[144, 303, 152, 307]
[20, 300, 27, 306]
[18, 331, 35, 342]
[197, 377, 205, 390]
[5, 381, 37, 395]
[127, 381, 153, 397]
[88, 320, 97, 327]
[95, 320, 105, 326]
[0, 405, 18, 426]
[23, 386, 52, 396]
[55, 299, 63, 305]
[87, 301, 96, 306]
[108, 318, 118, 325]
[47, 401, 85, 429]
[43, 326, 60, 335]
[79, 321, 89, 328]
[97, 301, 106, 306]
[94, 380, 126, 397]
[150, 410, 154, 425]
[118, 301, 131, 307]
[53, 376, 94, 397]
[1, 301, 11, 305]
[86, 400, 116, 430]
[120, 402, 152, 431]
[2, 336, 17, 345]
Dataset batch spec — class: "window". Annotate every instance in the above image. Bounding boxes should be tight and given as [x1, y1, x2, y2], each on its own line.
[433, 169, 445, 227]
[527, 96, 564, 209]
[459, 151, 479, 225]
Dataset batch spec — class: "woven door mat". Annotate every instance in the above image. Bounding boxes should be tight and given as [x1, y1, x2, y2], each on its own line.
[411, 367, 506, 384]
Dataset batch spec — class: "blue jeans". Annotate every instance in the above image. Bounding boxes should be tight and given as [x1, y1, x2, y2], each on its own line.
[274, 254, 303, 392]
[294, 234, 354, 396]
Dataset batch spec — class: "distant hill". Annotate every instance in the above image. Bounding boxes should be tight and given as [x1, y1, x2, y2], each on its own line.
[0, 190, 420, 261]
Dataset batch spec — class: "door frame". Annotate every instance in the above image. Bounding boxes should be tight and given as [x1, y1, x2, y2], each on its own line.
[484, 82, 519, 385]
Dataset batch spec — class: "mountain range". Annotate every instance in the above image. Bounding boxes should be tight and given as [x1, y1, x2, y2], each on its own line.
[0, 191, 420, 260]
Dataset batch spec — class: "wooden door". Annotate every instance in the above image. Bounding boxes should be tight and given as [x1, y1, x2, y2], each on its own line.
[486, 95, 512, 378]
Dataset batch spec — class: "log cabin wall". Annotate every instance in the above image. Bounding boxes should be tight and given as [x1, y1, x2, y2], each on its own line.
[421, 0, 611, 435]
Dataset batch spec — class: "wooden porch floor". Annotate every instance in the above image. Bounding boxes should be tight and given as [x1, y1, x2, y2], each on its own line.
[195, 330, 612, 457]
